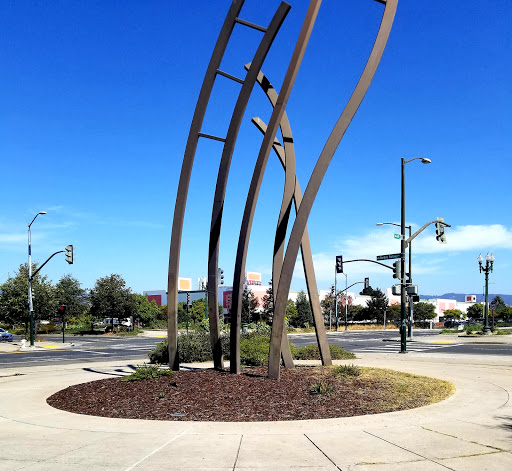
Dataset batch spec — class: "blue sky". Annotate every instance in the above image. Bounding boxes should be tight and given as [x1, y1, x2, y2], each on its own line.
[1, 0, 511, 299]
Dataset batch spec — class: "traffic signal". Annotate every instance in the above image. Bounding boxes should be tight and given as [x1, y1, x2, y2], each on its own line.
[392, 260, 401, 279]
[435, 218, 447, 244]
[364, 277, 369, 289]
[186, 292, 190, 306]
[65, 245, 74, 264]
[335, 255, 343, 274]
[59, 305, 67, 314]
[218, 267, 224, 285]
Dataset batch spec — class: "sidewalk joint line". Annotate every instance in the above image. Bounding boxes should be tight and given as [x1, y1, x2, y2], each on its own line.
[123, 425, 193, 471]
[304, 433, 342, 470]
[232, 434, 243, 470]
[364, 431, 456, 470]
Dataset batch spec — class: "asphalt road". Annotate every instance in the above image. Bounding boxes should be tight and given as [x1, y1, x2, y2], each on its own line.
[0, 335, 163, 368]
[1, 330, 512, 369]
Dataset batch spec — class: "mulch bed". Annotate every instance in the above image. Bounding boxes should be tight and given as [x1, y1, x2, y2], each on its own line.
[46, 366, 443, 422]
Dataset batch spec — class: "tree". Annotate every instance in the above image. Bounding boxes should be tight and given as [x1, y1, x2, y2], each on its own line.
[348, 304, 364, 322]
[412, 302, 436, 322]
[89, 274, 136, 330]
[387, 302, 401, 321]
[189, 298, 207, 325]
[294, 291, 313, 328]
[241, 286, 259, 324]
[359, 285, 378, 296]
[55, 274, 89, 322]
[261, 280, 274, 324]
[363, 288, 388, 323]
[133, 294, 161, 327]
[0, 263, 56, 332]
[466, 303, 483, 319]
[443, 309, 465, 320]
[490, 296, 508, 320]
[286, 299, 298, 325]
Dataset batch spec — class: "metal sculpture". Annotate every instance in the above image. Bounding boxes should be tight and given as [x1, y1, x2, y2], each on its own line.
[268, 0, 398, 378]
[243, 64, 332, 369]
[167, 0, 289, 370]
[167, 0, 397, 377]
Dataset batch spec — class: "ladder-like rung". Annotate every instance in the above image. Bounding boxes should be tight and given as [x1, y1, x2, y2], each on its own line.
[235, 17, 267, 33]
[217, 69, 244, 84]
[198, 132, 226, 142]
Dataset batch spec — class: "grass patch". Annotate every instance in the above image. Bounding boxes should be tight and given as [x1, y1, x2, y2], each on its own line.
[331, 364, 362, 377]
[292, 344, 356, 360]
[357, 367, 455, 409]
[121, 363, 173, 382]
[495, 329, 511, 335]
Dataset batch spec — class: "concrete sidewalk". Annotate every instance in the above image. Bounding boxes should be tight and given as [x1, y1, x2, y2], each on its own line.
[1, 352, 511, 470]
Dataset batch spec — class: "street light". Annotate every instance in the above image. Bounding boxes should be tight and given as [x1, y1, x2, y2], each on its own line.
[478, 253, 494, 335]
[376, 221, 414, 338]
[28, 211, 47, 346]
[400, 157, 430, 353]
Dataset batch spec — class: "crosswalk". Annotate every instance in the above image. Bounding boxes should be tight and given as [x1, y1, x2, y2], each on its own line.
[349, 342, 458, 354]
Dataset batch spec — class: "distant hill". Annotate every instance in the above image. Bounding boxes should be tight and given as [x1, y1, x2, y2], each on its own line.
[420, 293, 512, 306]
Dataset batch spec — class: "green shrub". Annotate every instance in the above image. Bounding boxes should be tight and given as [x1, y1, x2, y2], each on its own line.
[148, 340, 169, 364]
[465, 323, 483, 334]
[331, 364, 361, 377]
[148, 331, 213, 364]
[178, 330, 212, 362]
[240, 334, 270, 366]
[121, 363, 173, 382]
[254, 323, 271, 335]
[292, 344, 356, 360]
[310, 381, 334, 396]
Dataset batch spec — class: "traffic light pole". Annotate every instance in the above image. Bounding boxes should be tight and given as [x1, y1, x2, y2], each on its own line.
[334, 267, 338, 331]
[400, 158, 407, 353]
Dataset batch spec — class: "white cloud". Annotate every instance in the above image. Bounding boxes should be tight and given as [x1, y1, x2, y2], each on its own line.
[412, 225, 512, 253]
[306, 224, 512, 282]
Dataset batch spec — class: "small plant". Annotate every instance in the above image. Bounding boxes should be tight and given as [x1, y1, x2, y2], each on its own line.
[121, 363, 173, 382]
[310, 381, 334, 396]
[331, 364, 361, 378]
[158, 392, 166, 399]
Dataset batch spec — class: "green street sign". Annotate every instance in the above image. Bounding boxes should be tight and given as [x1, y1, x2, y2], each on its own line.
[394, 234, 404, 240]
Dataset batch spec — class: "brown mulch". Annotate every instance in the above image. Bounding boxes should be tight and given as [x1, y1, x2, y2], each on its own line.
[46, 366, 453, 422]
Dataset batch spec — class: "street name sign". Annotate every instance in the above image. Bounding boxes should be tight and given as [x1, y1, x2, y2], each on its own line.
[376, 253, 402, 261]
[394, 234, 404, 240]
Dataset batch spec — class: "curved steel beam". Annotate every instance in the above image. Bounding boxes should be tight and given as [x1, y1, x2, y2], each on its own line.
[269, 0, 398, 379]
[206, 2, 290, 372]
[167, 0, 245, 371]
[249, 87, 331, 366]
[230, 0, 322, 374]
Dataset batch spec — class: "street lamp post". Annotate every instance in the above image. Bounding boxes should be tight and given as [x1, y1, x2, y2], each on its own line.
[28, 211, 47, 346]
[400, 157, 430, 353]
[478, 253, 494, 335]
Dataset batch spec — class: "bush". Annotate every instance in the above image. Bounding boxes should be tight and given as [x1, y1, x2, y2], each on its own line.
[148, 331, 213, 364]
[178, 331, 212, 362]
[292, 344, 356, 360]
[465, 323, 483, 334]
[239, 334, 271, 366]
[331, 364, 361, 377]
[148, 340, 169, 364]
[121, 363, 173, 382]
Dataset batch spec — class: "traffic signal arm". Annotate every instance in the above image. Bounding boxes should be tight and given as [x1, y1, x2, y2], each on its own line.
[405, 219, 451, 248]
[30, 250, 64, 280]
